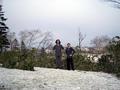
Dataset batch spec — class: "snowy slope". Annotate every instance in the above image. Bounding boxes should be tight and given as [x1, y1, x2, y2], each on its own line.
[0, 67, 120, 90]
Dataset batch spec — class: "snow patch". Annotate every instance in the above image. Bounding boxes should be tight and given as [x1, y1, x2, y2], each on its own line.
[0, 67, 120, 90]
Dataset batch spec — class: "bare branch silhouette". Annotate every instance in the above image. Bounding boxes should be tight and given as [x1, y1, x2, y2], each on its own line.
[103, 0, 120, 9]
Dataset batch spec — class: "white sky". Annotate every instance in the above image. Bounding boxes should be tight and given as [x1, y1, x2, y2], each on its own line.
[2, 0, 120, 46]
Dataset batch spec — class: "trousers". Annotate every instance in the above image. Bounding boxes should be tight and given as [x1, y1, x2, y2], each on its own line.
[55, 55, 62, 68]
[66, 57, 74, 70]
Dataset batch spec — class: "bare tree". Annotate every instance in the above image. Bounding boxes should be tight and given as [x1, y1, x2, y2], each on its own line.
[19, 30, 40, 48]
[7, 32, 17, 50]
[13, 39, 20, 49]
[19, 30, 53, 50]
[91, 35, 111, 53]
[37, 31, 53, 50]
[78, 29, 86, 51]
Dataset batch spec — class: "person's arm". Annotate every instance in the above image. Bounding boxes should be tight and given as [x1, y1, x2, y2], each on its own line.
[65, 48, 67, 54]
[61, 45, 64, 49]
[53, 45, 56, 50]
[72, 48, 75, 55]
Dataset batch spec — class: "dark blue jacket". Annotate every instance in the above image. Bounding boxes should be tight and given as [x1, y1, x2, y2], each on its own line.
[65, 47, 75, 57]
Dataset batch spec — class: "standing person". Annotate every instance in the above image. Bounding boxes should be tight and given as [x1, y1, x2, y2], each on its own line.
[65, 43, 75, 70]
[53, 39, 64, 69]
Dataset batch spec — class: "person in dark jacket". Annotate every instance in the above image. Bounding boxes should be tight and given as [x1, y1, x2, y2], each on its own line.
[53, 39, 64, 69]
[65, 43, 75, 70]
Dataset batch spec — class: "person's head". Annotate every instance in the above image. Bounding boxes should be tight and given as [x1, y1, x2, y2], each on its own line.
[55, 39, 61, 44]
[67, 43, 71, 48]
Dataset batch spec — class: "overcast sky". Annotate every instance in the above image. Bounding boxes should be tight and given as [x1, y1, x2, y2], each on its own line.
[2, 0, 120, 46]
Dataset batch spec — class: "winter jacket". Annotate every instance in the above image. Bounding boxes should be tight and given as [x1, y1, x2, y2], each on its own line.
[65, 47, 75, 57]
[53, 45, 64, 56]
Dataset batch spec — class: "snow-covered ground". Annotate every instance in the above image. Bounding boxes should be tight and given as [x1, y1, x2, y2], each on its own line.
[0, 67, 120, 90]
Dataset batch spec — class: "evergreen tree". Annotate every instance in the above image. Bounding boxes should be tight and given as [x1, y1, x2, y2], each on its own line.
[0, 4, 9, 53]
[107, 36, 120, 73]
[21, 40, 26, 51]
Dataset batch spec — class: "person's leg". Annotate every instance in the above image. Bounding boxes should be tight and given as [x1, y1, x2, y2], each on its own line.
[56, 56, 62, 69]
[58, 56, 62, 69]
[55, 56, 59, 68]
[70, 57, 74, 70]
[67, 57, 70, 70]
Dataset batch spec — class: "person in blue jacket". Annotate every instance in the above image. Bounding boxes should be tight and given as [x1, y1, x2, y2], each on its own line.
[65, 43, 75, 70]
[53, 39, 64, 69]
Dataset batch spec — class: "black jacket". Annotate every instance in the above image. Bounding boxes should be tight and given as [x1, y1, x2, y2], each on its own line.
[65, 47, 75, 57]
